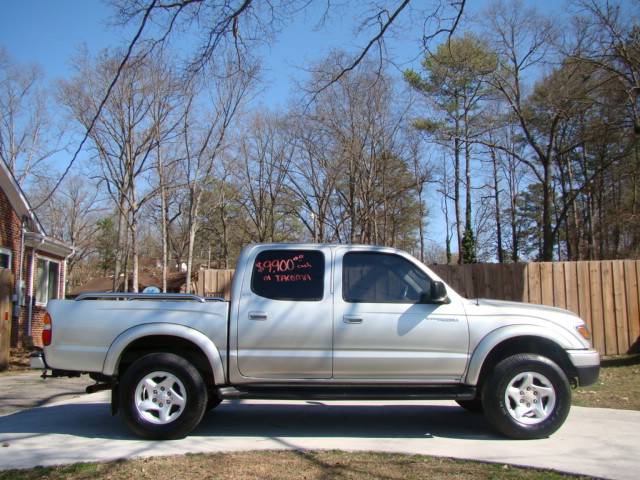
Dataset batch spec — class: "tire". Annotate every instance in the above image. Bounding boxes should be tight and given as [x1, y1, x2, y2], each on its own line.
[119, 352, 208, 440]
[456, 398, 484, 413]
[482, 354, 571, 440]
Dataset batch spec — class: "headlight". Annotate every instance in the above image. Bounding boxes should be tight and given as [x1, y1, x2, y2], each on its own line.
[576, 324, 591, 341]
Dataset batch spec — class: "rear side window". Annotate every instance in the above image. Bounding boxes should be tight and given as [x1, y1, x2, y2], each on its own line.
[251, 249, 325, 301]
[342, 252, 432, 303]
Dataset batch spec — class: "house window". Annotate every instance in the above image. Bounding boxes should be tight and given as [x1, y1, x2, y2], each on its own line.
[35, 258, 60, 305]
[0, 247, 11, 270]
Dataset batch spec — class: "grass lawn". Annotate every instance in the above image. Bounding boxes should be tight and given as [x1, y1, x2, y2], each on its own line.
[0, 451, 594, 480]
[573, 354, 640, 410]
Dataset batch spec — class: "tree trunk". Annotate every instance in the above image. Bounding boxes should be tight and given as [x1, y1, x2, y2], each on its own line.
[185, 187, 200, 294]
[541, 162, 554, 261]
[130, 175, 139, 293]
[113, 194, 127, 291]
[491, 149, 504, 263]
[566, 159, 580, 260]
[418, 185, 425, 263]
[158, 147, 169, 292]
[130, 218, 139, 293]
[463, 131, 473, 262]
[454, 135, 462, 264]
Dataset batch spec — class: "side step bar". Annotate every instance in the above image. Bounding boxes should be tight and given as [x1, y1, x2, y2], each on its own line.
[217, 385, 476, 401]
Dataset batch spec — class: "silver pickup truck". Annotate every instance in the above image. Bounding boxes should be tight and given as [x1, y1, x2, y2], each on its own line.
[32, 243, 600, 440]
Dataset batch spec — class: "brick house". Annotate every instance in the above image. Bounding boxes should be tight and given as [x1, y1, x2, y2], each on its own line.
[0, 160, 73, 347]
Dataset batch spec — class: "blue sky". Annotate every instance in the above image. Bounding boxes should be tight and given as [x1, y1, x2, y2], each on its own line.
[0, 0, 563, 113]
[0, 0, 565, 107]
[0, 0, 566, 253]
[0, 0, 420, 108]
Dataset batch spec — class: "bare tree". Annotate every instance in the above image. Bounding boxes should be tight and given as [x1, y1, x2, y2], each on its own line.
[236, 111, 294, 243]
[408, 135, 432, 262]
[570, 0, 640, 134]
[112, 1, 467, 90]
[307, 55, 418, 246]
[30, 175, 106, 283]
[481, 0, 562, 260]
[180, 61, 256, 293]
[60, 50, 180, 291]
[282, 106, 341, 242]
[0, 48, 66, 186]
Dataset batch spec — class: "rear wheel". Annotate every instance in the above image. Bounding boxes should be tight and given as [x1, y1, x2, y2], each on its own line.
[119, 352, 207, 439]
[482, 354, 571, 439]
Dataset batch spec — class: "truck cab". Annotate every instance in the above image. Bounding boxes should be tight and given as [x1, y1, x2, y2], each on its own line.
[230, 244, 469, 383]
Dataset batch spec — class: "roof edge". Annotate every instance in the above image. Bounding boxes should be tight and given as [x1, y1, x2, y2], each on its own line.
[24, 232, 74, 258]
[0, 159, 45, 234]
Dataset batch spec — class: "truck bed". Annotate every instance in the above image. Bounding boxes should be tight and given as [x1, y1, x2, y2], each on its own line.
[44, 294, 229, 375]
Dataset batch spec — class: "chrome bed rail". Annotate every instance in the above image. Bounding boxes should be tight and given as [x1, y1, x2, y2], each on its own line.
[74, 292, 226, 302]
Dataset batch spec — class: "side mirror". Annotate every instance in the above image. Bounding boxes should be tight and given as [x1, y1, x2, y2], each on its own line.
[430, 281, 450, 304]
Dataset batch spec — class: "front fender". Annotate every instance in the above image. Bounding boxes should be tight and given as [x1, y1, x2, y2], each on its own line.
[464, 324, 579, 385]
[102, 323, 226, 385]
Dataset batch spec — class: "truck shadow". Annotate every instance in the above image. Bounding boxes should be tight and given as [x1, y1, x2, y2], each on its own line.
[197, 401, 499, 440]
[0, 401, 499, 441]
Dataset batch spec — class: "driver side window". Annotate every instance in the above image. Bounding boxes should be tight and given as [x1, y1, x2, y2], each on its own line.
[342, 252, 432, 304]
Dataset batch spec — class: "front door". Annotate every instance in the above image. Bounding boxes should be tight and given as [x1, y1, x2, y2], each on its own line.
[237, 247, 333, 379]
[333, 249, 469, 381]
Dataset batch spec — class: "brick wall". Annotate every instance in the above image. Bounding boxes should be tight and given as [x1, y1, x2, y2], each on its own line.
[1, 185, 68, 348]
[21, 250, 66, 348]
[14, 249, 33, 347]
[0, 187, 23, 346]
[0, 187, 22, 276]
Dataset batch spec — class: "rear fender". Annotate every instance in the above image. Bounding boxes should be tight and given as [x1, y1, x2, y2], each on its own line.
[102, 323, 226, 385]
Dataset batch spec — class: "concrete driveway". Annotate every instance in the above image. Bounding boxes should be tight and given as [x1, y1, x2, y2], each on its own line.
[0, 372, 91, 416]
[1, 388, 639, 480]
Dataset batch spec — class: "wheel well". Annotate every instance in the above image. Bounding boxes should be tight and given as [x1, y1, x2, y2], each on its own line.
[476, 336, 577, 389]
[116, 335, 215, 386]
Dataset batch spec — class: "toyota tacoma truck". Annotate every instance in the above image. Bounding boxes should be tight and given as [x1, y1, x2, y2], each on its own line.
[31, 243, 600, 440]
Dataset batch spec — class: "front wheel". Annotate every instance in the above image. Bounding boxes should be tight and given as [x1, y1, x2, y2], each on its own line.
[482, 354, 571, 439]
[119, 352, 208, 440]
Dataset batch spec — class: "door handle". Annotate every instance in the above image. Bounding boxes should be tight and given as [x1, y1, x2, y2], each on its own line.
[248, 311, 268, 321]
[343, 315, 363, 324]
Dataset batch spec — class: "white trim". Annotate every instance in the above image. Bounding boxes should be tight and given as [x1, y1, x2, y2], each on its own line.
[28, 251, 34, 298]
[36, 253, 62, 263]
[61, 260, 66, 299]
[34, 254, 61, 307]
[24, 232, 73, 257]
[27, 250, 35, 335]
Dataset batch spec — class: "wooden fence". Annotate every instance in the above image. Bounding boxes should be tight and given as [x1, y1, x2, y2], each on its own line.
[431, 260, 640, 356]
[0, 269, 14, 371]
[196, 268, 235, 299]
[197, 260, 640, 356]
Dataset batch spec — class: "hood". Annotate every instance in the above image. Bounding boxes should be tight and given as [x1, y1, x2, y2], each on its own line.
[472, 298, 588, 346]
[474, 298, 580, 319]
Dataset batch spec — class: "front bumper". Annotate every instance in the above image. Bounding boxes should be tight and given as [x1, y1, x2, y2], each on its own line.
[567, 349, 600, 386]
[576, 365, 600, 386]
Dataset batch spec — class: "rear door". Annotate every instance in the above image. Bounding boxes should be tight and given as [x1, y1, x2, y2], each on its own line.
[333, 248, 469, 381]
[236, 246, 333, 379]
